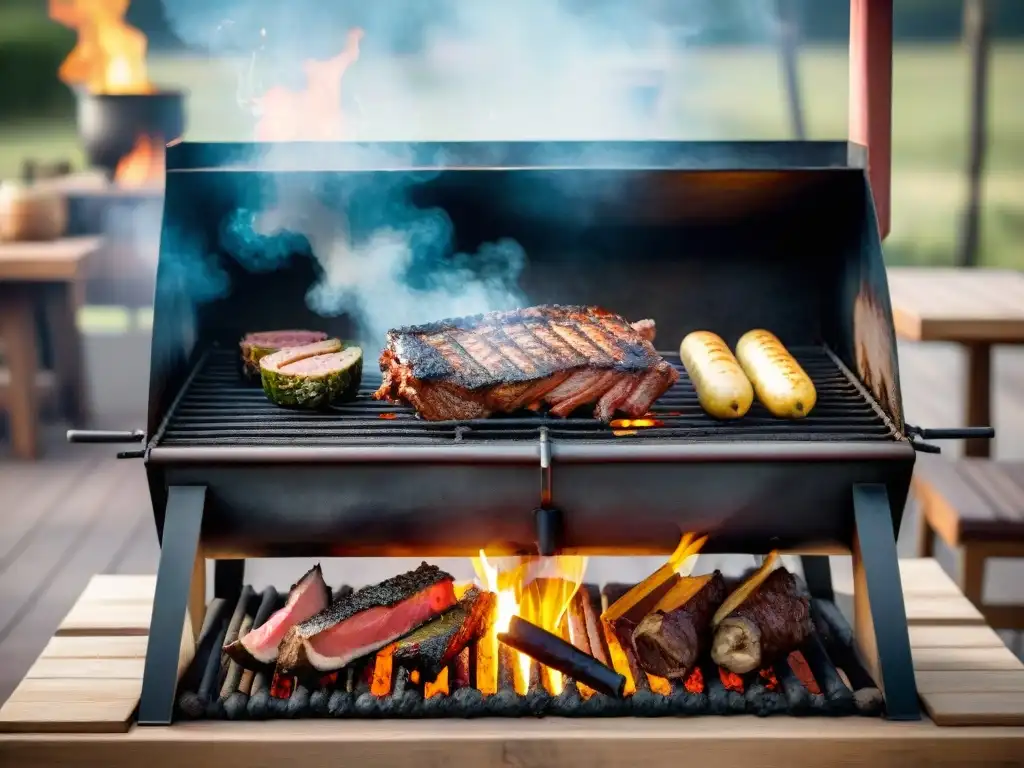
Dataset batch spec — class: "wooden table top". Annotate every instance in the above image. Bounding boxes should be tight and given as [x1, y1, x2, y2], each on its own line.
[0, 236, 103, 283]
[887, 267, 1024, 343]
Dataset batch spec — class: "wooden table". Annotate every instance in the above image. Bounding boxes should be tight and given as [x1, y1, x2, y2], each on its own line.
[2, 562, 1024, 767]
[0, 237, 101, 459]
[887, 267, 1024, 457]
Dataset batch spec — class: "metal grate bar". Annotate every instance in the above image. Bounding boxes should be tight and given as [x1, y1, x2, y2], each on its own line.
[155, 347, 898, 448]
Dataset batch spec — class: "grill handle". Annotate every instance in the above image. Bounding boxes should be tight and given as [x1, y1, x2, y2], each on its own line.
[905, 425, 995, 441]
[66, 429, 146, 444]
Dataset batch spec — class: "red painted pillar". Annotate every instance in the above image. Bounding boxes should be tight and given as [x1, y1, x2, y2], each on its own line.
[849, 0, 893, 239]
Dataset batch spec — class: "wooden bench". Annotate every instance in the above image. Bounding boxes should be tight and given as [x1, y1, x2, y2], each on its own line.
[912, 457, 1024, 632]
[0, 237, 101, 459]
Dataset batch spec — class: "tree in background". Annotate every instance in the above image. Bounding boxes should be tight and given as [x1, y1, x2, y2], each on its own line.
[958, 0, 991, 267]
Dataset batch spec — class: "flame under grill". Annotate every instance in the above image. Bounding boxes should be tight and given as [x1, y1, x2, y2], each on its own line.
[154, 346, 897, 448]
[177, 581, 882, 720]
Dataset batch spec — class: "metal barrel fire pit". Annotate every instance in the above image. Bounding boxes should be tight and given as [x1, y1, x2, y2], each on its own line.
[75, 90, 185, 177]
[67, 138, 994, 728]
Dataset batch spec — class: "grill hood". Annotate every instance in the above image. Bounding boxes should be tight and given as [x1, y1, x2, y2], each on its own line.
[149, 140, 904, 437]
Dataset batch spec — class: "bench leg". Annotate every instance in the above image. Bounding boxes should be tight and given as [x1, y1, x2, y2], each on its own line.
[964, 342, 993, 458]
[852, 483, 921, 720]
[0, 288, 40, 459]
[138, 485, 207, 726]
[958, 544, 986, 610]
[44, 280, 90, 425]
[914, 496, 935, 558]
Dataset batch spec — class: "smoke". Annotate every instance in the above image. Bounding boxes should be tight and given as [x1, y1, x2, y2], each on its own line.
[155, 0, 781, 347]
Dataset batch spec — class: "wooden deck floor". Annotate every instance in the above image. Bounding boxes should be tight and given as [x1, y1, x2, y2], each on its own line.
[1, 333, 1023, 706]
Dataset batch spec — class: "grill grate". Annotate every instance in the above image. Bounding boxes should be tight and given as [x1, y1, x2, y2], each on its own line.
[154, 346, 898, 448]
[176, 582, 883, 720]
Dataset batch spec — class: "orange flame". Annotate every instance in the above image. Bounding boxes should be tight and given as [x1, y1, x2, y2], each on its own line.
[114, 134, 164, 187]
[49, 0, 154, 94]
[472, 551, 587, 696]
[609, 418, 664, 437]
[255, 28, 363, 141]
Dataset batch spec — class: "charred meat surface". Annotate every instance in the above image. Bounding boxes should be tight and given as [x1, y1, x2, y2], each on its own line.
[393, 587, 496, 679]
[374, 305, 678, 421]
[711, 567, 813, 674]
[278, 563, 456, 673]
[223, 564, 330, 669]
[260, 340, 363, 410]
[239, 330, 327, 381]
[632, 571, 728, 679]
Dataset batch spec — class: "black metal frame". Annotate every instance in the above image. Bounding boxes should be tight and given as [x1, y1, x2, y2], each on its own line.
[134, 479, 921, 724]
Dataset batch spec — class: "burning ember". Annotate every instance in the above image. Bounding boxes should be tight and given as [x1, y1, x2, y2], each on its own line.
[473, 551, 587, 696]
[114, 133, 164, 187]
[610, 417, 664, 436]
[49, 0, 154, 94]
[255, 28, 363, 141]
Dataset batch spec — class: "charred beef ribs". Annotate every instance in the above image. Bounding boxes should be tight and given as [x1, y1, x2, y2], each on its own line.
[277, 563, 457, 673]
[374, 305, 678, 421]
[223, 564, 331, 669]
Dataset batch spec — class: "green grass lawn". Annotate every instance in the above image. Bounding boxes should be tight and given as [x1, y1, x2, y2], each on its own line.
[2, 43, 1022, 271]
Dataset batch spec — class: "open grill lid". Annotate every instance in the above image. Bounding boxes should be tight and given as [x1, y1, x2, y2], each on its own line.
[146, 139, 904, 438]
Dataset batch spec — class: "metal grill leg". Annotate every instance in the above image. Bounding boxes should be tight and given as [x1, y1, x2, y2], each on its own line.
[852, 483, 921, 720]
[138, 485, 206, 726]
[214, 559, 245, 603]
[801, 555, 835, 601]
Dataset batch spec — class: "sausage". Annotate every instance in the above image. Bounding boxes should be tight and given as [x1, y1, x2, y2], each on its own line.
[735, 330, 817, 418]
[679, 331, 753, 420]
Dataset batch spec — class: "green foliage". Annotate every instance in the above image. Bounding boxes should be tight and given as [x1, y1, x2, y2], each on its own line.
[0, 1, 77, 120]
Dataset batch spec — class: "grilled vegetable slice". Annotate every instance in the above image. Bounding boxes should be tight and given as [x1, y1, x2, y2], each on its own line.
[735, 329, 817, 418]
[239, 330, 328, 381]
[679, 331, 754, 419]
[260, 340, 363, 409]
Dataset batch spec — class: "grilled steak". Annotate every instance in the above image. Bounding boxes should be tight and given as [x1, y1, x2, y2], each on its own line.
[711, 567, 813, 674]
[393, 587, 496, 679]
[374, 305, 679, 421]
[223, 564, 330, 669]
[277, 562, 457, 673]
[239, 330, 327, 381]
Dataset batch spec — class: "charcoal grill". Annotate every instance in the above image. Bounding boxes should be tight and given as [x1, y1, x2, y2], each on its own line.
[67, 139, 993, 727]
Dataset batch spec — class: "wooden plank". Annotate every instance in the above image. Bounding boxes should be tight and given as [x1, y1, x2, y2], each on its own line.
[3, 718, 1024, 767]
[960, 461, 1024, 526]
[0, 679, 140, 734]
[26, 657, 145, 680]
[897, 558, 965, 597]
[57, 601, 152, 637]
[913, 645, 1024, 671]
[39, 635, 148, 660]
[921, 693, 1024, 727]
[78, 575, 156, 604]
[916, 671, 1024, 694]
[904, 595, 986, 626]
[912, 459, 1002, 543]
[908, 624, 1007, 649]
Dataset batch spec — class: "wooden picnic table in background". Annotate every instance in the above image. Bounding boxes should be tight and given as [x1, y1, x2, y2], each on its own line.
[0, 237, 101, 459]
[887, 267, 1024, 458]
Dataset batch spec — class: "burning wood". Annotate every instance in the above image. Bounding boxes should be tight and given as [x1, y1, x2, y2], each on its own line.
[632, 571, 728, 680]
[602, 533, 706, 651]
[498, 616, 626, 698]
[711, 566, 813, 675]
[393, 588, 496, 680]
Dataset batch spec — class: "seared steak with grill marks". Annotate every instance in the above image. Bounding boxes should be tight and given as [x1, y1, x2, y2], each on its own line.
[374, 305, 678, 421]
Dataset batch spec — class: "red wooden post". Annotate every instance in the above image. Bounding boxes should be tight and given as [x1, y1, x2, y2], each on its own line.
[849, 0, 893, 239]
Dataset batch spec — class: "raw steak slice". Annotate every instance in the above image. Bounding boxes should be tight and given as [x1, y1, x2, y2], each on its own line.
[277, 562, 457, 673]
